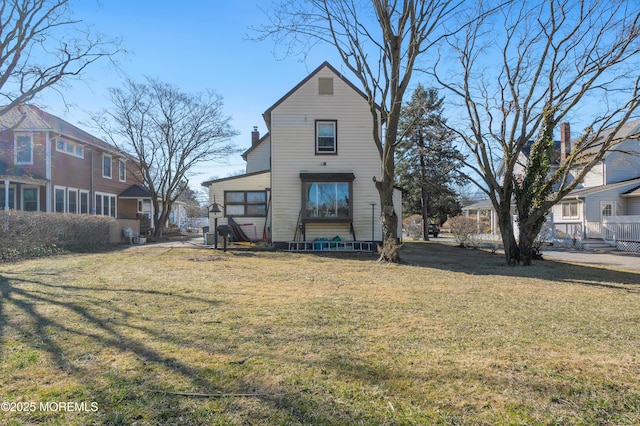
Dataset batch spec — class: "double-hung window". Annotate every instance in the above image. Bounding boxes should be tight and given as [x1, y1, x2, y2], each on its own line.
[55, 187, 66, 213]
[22, 187, 39, 211]
[15, 134, 33, 164]
[562, 201, 579, 219]
[300, 173, 354, 222]
[102, 155, 112, 178]
[224, 191, 267, 217]
[79, 191, 89, 214]
[119, 160, 126, 182]
[316, 120, 337, 154]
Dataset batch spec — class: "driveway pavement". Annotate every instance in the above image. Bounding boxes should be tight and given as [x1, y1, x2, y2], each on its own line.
[541, 247, 640, 271]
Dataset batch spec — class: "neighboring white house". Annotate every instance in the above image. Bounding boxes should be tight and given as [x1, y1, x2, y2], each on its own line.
[463, 120, 640, 251]
[202, 62, 402, 250]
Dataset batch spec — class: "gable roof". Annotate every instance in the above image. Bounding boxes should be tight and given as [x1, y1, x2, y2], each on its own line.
[568, 176, 640, 198]
[241, 132, 270, 161]
[571, 118, 640, 161]
[261, 61, 380, 129]
[119, 184, 151, 199]
[0, 104, 126, 156]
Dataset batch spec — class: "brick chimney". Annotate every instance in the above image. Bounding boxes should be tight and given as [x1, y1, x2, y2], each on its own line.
[560, 122, 571, 162]
[251, 126, 260, 147]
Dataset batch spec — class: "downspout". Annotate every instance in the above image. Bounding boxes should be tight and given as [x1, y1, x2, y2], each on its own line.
[90, 149, 95, 213]
[45, 131, 52, 212]
[3, 179, 8, 211]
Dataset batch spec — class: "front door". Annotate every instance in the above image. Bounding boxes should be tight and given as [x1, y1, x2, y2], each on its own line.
[601, 201, 615, 240]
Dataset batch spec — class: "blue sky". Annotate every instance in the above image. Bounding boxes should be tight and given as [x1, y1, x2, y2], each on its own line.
[38, 0, 345, 199]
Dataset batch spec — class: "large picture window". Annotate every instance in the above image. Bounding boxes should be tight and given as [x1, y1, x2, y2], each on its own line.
[15, 134, 33, 164]
[224, 191, 267, 217]
[316, 120, 337, 154]
[300, 173, 354, 222]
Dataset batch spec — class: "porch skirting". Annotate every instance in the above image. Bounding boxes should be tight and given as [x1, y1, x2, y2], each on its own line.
[287, 241, 375, 252]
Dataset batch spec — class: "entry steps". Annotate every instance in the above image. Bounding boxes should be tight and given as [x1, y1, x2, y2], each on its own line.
[287, 241, 375, 252]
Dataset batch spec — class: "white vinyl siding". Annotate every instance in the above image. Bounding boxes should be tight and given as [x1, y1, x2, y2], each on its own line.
[583, 164, 604, 188]
[207, 171, 270, 240]
[627, 198, 640, 216]
[246, 136, 271, 173]
[270, 66, 384, 243]
[604, 145, 640, 184]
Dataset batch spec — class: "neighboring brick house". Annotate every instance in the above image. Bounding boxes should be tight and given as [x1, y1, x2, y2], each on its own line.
[0, 104, 150, 220]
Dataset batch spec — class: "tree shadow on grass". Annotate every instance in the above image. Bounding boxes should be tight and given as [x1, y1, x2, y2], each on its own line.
[0, 271, 260, 424]
[403, 241, 639, 290]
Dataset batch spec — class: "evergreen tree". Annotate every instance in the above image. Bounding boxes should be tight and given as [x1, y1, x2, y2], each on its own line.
[396, 85, 465, 240]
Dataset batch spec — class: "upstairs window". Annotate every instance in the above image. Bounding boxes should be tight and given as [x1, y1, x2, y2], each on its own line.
[316, 120, 337, 154]
[102, 155, 112, 178]
[55, 138, 84, 158]
[119, 160, 126, 182]
[15, 134, 33, 164]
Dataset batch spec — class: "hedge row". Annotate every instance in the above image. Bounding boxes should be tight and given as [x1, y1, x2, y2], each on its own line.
[0, 211, 115, 262]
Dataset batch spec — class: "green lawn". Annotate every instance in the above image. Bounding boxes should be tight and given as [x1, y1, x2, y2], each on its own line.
[1, 242, 639, 425]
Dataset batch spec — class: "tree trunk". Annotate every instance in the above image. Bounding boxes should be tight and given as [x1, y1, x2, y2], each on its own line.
[376, 108, 401, 262]
[419, 136, 429, 241]
[517, 215, 547, 266]
[377, 186, 400, 262]
[495, 196, 519, 265]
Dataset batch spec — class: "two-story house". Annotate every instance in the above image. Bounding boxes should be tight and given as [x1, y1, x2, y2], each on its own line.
[550, 120, 640, 249]
[202, 62, 402, 250]
[463, 120, 640, 251]
[0, 104, 150, 221]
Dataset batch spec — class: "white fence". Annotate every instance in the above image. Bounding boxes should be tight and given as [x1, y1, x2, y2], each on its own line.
[603, 216, 640, 252]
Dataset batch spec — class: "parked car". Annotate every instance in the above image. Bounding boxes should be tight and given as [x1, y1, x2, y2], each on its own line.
[428, 223, 440, 237]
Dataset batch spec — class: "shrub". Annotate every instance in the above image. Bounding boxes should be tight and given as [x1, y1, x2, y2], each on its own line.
[448, 216, 477, 247]
[0, 211, 115, 261]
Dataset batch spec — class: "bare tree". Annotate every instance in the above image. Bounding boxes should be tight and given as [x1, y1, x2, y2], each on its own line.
[93, 78, 239, 237]
[429, 0, 640, 265]
[0, 0, 121, 118]
[254, 0, 469, 262]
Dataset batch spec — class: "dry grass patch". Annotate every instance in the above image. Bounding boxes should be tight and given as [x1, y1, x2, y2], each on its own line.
[0, 242, 639, 425]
